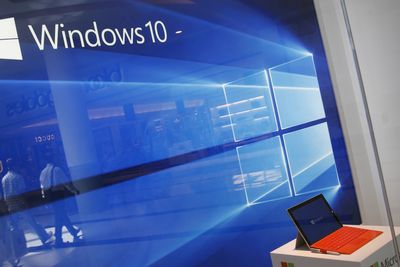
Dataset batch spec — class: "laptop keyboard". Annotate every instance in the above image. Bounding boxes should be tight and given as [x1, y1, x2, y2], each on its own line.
[313, 226, 367, 251]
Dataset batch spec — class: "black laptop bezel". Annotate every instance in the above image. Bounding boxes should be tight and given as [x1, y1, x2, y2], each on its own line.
[287, 194, 343, 247]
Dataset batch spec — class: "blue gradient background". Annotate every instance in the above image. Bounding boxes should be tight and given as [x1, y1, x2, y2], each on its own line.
[0, 0, 361, 266]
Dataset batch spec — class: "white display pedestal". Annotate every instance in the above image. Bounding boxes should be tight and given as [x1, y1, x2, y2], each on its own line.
[271, 225, 399, 267]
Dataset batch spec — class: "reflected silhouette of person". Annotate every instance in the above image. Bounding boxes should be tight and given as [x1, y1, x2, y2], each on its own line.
[1, 185, 23, 267]
[39, 156, 81, 246]
[1, 158, 53, 245]
[0, 187, 9, 266]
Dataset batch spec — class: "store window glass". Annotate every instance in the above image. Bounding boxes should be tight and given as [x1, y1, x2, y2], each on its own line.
[0, 0, 387, 266]
[337, 0, 400, 262]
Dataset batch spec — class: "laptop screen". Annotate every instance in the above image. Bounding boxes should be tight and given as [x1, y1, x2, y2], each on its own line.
[288, 195, 342, 245]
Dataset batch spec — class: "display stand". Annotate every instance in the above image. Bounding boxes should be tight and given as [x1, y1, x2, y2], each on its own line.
[294, 233, 307, 250]
[270, 225, 400, 267]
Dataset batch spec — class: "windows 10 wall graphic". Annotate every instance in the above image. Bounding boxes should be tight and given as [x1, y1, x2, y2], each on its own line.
[0, 1, 360, 267]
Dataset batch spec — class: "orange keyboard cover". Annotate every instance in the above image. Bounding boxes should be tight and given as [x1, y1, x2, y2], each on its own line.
[311, 226, 383, 254]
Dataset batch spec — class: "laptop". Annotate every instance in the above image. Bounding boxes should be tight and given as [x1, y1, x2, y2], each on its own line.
[287, 194, 382, 255]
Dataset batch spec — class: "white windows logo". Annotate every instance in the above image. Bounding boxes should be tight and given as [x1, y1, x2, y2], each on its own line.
[0, 17, 23, 60]
[223, 55, 341, 206]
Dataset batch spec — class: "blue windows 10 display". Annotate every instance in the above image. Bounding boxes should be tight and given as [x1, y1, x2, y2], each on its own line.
[0, 0, 360, 266]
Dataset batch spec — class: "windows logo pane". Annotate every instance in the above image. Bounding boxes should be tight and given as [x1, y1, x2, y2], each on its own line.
[236, 137, 291, 205]
[269, 56, 325, 129]
[284, 123, 340, 195]
[223, 71, 277, 142]
[226, 55, 341, 205]
[0, 17, 23, 60]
